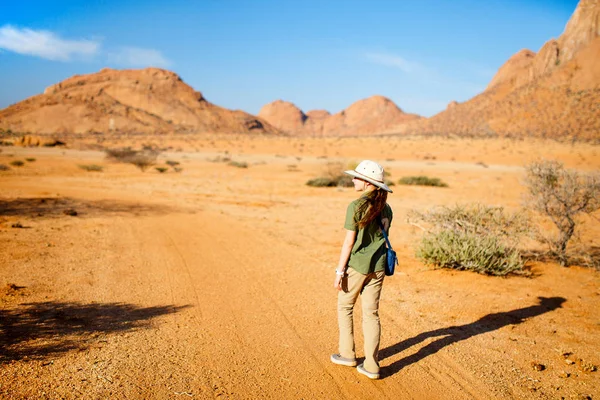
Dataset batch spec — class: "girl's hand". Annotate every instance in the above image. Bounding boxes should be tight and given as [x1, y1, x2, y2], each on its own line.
[334, 274, 343, 291]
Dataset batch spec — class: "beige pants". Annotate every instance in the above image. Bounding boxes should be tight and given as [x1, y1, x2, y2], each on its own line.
[337, 267, 385, 373]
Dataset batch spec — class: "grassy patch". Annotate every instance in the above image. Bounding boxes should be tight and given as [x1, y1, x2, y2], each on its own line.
[398, 176, 448, 187]
[78, 164, 104, 172]
[228, 161, 248, 168]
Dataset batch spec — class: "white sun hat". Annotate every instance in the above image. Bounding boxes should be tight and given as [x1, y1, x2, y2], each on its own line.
[344, 160, 392, 193]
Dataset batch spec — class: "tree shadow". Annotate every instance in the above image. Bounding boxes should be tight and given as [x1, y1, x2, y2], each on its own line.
[0, 197, 179, 219]
[379, 296, 566, 378]
[0, 301, 190, 363]
[523, 247, 600, 270]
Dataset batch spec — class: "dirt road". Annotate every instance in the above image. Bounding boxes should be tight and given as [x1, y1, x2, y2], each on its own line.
[1, 141, 599, 399]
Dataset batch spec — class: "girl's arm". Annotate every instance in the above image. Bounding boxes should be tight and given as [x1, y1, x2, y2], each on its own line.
[334, 229, 357, 290]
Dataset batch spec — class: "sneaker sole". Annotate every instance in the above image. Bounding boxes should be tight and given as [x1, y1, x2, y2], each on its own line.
[357, 365, 380, 379]
[330, 354, 357, 367]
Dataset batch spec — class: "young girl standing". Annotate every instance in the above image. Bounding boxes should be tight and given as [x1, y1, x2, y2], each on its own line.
[331, 160, 393, 380]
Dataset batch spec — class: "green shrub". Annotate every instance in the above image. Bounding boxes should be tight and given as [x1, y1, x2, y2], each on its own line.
[104, 147, 137, 161]
[155, 167, 168, 173]
[228, 161, 248, 168]
[306, 161, 354, 188]
[409, 204, 530, 276]
[399, 176, 448, 187]
[306, 177, 336, 187]
[78, 164, 103, 172]
[9, 160, 24, 167]
[165, 160, 180, 167]
[104, 147, 159, 172]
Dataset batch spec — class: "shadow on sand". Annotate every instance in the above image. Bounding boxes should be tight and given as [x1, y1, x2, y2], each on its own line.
[379, 296, 566, 378]
[0, 197, 180, 219]
[0, 301, 190, 363]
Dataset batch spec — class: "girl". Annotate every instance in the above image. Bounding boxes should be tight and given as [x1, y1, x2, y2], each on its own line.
[331, 160, 393, 380]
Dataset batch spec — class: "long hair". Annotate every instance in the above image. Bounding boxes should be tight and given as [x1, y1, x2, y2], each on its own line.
[356, 187, 388, 229]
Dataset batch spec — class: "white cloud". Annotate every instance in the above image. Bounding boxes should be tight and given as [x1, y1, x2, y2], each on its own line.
[365, 52, 421, 73]
[107, 47, 171, 68]
[0, 25, 99, 61]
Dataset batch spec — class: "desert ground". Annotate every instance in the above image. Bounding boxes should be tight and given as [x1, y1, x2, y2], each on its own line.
[0, 135, 599, 399]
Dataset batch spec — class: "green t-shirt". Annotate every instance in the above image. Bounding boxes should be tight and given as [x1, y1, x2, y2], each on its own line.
[344, 197, 393, 274]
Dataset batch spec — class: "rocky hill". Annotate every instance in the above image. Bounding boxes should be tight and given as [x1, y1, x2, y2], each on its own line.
[392, 0, 600, 140]
[258, 96, 421, 136]
[0, 68, 279, 135]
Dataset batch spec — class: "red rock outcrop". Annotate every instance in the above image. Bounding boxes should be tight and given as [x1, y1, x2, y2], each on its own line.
[394, 0, 600, 140]
[0, 68, 279, 135]
[257, 100, 307, 133]
[259, 96, 421, 136]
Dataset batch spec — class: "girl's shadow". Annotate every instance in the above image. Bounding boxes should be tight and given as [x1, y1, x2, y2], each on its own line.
[379, 296, 566, 377]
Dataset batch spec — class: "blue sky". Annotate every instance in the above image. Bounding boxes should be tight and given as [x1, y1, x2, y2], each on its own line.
[0, 0, 579, 117]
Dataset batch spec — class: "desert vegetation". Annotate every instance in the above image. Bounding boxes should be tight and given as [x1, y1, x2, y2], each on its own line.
[524, 159, 600, 266]
[398, 176, 448, 187]
[306, 162, 353, 188]
[104, 147, 159, 172]
[78, 164, 104, 172]
[409, 204, 531, 276]
[9, 160, 24, 167]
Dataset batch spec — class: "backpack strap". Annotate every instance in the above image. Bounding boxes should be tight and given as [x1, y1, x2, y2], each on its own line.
[377, 218, 393, 250]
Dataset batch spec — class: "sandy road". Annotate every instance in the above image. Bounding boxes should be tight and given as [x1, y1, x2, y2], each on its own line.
[2, 144, 599, 399]
[80, 211, 498, 399]
[1, 208, 495, 399]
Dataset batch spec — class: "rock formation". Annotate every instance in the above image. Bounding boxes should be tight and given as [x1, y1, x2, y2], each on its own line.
[395, 0, 600, 140]
[0, 68, 279, 135]
[259, 96, 421, 136]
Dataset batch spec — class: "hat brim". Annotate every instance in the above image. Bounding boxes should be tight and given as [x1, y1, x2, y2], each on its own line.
[344, 170, 393, 193]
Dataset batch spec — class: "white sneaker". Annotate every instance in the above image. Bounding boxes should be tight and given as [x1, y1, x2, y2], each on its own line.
[357, 363, 380, 379]
[330, 354, 357, 367]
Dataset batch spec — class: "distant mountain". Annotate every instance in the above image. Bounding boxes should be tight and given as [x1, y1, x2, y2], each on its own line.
[258, 96, 422, 136]
[390, 0, 600, 140]
[0, 68, 280, 135]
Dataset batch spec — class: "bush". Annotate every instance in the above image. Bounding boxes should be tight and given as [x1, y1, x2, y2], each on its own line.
[306, 177, 337, 187]
[524, 160, 600, 266]
[165, 160, 180, 167]
[399, 176, 448, 187]
[306, 162, 354, 188]
[409, 204, 530, 276]
[104, 147, 159, 172]
[9, 160, 24, 167]
[78, 164, 103, 172]
[228, 161, 248, 168]
[155, 167, 168, 173]
[0, 164, 10, 171]
[25, 158, 36, 162]
[104, 147, 137, 161]
[128, 152, 158, 171]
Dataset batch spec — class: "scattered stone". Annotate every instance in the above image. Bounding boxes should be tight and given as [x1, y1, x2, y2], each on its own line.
[558, 371, 571, 378]
[565, 358, 576, 365]
[577, 359, 598, 373]
[11, 222, 24, 228]
[530, 362, 546, 371]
